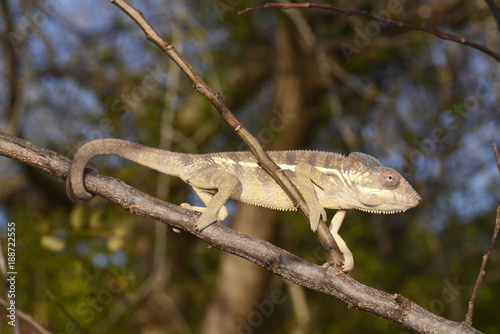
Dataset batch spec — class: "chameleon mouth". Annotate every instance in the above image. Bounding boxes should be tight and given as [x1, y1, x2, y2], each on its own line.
[359, 207, 408, 214]
[403, 192, 422, 207]
[391, 189, 422, 207]
[357, 191, 421, 214]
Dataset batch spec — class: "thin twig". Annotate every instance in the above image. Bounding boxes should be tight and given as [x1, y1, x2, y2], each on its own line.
[494, 143, 500, 172]
[464, 144, 500, 325]
[239, 3, 500, 63]
[109, 0, 344, 270]
[47, 291, 85, 334]
[0, 296, 53, 334]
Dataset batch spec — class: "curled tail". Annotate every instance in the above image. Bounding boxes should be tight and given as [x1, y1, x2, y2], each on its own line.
[66, 138, 187, 201]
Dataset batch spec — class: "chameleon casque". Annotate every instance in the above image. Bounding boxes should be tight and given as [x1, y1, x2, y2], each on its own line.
[67, 139, 421, 272]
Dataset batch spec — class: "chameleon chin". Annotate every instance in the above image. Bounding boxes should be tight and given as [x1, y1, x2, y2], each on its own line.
[67, 139, 421, 273]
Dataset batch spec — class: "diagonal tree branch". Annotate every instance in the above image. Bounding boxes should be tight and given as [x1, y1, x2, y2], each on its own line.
[0, 131, 483, 333]
[239, 2, 500, 63]
[109, 0, 344, 270]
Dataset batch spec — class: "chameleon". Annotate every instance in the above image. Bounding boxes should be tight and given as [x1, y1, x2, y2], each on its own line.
[67, 138, 421, 272]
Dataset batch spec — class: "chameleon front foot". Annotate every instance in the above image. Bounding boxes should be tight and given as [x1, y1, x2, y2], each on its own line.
[195, 213, 219, 231]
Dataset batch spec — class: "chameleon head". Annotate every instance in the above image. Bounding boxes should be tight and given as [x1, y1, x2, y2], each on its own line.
[335, 152, 421, 214]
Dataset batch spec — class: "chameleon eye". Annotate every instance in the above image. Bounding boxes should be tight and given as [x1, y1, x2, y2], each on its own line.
[379, 168, 401, 190]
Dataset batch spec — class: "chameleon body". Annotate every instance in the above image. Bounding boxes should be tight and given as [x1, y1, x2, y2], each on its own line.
[67, 139, 421, 272]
